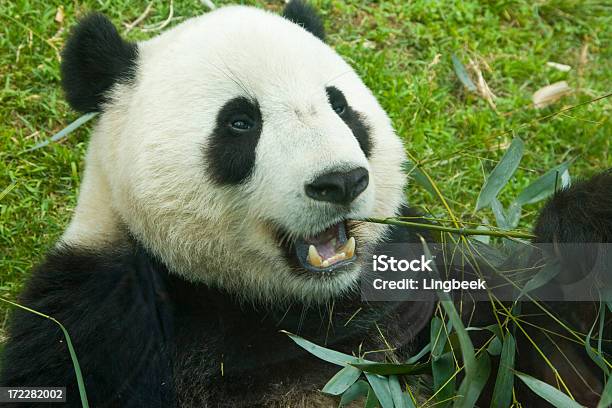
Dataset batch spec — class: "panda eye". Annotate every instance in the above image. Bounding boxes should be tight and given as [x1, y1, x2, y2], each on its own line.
[332, 103, 346, 115]
[228, 114, 254, 132]
[326, 86, 348, 117]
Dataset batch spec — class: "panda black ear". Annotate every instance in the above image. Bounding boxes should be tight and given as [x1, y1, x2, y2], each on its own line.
[61, 13, 138, 113]
[282, 0, 325, 41]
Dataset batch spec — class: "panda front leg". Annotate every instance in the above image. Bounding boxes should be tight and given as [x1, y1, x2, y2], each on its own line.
[0, 243, 177, 407]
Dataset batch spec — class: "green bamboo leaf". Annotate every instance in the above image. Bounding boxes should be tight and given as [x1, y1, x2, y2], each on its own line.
[403, 160, 436, 196]
[518, 260, 560, 299]
[282, 331, 363, 366]
[454, 352, 491, 408]
[476, 137, 525, 211]
[406, 342, 431, 364]
[490, 334, 516, 408]
[389, 375, 415, 408]
[339, 380, 370, 407]
[597, 374, 612, 408]
[506, 202, 522, 229]
[516, 373, 585, 408]
[322, 365, 362, 395]
[585, 301, 610, 376]
[365, 385, 381, 408]
[452, 54, 477, 92]
[486, 337, 502, 356]
[432, 351, 456, 406]
[430, 316, 447, 359]
[350, 362, 430, 376]
[515, 161, 571, 205]
[491, 198, 508, 229]
[365, 373, 394, 408]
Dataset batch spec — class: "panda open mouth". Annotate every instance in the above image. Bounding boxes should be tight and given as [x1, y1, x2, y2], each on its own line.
[294, 221, 356, 273]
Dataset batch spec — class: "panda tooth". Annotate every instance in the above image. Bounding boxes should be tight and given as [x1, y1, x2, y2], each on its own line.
[339, 237, 355, 258]
[307, 245, 323, 267]
[321, 260, 330, 268]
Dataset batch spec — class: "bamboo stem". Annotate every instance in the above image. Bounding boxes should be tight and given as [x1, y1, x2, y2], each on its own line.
[363, 217, 535, 240]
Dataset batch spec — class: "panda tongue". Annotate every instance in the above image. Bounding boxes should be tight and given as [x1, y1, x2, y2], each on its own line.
[304, 223, 356, 268]
[307, 224, 340, 260]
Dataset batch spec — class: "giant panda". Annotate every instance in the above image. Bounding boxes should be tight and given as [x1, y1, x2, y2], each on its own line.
[1, 1, 610, 407]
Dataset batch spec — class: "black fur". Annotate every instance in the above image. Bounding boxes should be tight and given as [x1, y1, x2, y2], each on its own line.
[326, 86, 373, 157]
[282, 0, 325, 41]
[534, 169, 612, 243]
[61, 13, 138, 113]
[204, 97, 263, 185]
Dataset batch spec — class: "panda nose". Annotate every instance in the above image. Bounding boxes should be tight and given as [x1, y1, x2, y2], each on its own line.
[305, 167, 369, 205]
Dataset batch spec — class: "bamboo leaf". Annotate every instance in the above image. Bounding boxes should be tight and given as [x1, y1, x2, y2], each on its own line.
[365, 385, 381, 408]
[282, 331, 363, 366]
[365, 372, 394, 408]
[430, 316, 448, 359]
[486, 337, 502, 356]
[351, 362, 430, 376]
[452, 54, 477, 92]
[518, 260, 560, 299]
[597, 374, 612, 408]
[454, 352, 491, 408]
[406, 342, 431, 364]
[515, 162, 571, 205]
[585, 301, 610, 376]
[322, 365, 362, 395]
[490, 334, 516, 408]
[516, 373, 585, 408]
[339, 380, 370, 407]
[476, 137, 524, 211]
[432, 351, 456, 406]
[403, 160, 436, 196]
[389, 375, 415, 408]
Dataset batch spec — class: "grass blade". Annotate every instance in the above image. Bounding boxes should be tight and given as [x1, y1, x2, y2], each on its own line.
[476, 137, 525, 211]
[0, 298, 90, 408]
[27, 112, 98, 151]
[516, 373, 584, 408]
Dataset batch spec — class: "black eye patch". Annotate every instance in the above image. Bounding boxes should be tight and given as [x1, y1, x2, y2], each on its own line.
[326, 86, 372, 157]
[204, 97, 263, 185]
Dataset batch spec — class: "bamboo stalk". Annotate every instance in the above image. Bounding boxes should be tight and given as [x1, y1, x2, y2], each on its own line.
[363, 217, 535, 240]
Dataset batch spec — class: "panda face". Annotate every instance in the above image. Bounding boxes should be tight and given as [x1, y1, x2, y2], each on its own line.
[64, 5, 407, 303]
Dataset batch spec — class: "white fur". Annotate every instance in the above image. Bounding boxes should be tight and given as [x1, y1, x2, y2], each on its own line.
[63, 6, 407, 303]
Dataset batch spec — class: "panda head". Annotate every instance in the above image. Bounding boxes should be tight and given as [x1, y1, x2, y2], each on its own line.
[62, 1, 407, 304]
